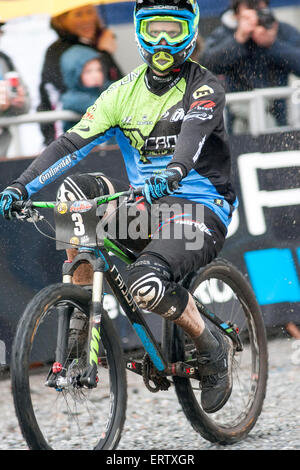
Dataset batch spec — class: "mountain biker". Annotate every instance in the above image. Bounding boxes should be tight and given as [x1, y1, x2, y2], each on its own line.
[0, 0, 238, 414]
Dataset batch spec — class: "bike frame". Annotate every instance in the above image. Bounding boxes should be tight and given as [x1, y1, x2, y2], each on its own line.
[21, 193, 242, 387]
[62, 247, 172, 375]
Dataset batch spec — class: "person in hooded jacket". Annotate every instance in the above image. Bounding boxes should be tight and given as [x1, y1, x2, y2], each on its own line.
[201, 0, 300, 133]
[60, 45, 113, 133]
[37, 4, 123, 146]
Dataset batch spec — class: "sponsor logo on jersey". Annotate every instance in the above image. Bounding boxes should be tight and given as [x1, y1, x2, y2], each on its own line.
[122, 116, 133, 124]
[192, 85, 214, 99]
[137, 115, 153, 125]
[101, 70, 141, 98]
[190, 100, 216, 110]
[170, 108, 185, 122]
[76, 125, 91, 132]
[184, 111, 213, 121]
[144, 134, 178, 152]
[82, 111, 95, 121]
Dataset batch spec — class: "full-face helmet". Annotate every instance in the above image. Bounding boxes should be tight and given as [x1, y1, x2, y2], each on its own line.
[134, 0, 200, 74]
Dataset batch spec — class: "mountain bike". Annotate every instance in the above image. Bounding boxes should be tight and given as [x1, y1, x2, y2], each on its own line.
[10, 188, 268, 450]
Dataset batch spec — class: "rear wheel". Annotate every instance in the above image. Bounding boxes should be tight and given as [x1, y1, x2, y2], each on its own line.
[11, 283, 127, 450]
[172, 259, 268, 444]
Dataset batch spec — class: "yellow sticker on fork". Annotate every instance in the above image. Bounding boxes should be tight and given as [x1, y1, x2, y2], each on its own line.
[89, 326, 101, 365]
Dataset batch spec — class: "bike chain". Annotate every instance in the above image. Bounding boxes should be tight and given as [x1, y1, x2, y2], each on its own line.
[142, 353, 170, 393]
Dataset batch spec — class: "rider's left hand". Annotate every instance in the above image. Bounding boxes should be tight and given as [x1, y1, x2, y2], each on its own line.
[143, 167, 183, 205]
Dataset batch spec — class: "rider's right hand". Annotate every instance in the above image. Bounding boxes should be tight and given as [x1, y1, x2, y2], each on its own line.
[0, 186, 24, 220]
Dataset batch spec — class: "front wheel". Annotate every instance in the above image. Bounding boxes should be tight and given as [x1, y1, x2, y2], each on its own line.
[11, 283, 127, 450]
[172, 258, 268, 445]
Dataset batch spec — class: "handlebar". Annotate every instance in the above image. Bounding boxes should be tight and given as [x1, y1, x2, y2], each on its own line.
[11, 186, 144, 221]
[10, 181, 181, 222]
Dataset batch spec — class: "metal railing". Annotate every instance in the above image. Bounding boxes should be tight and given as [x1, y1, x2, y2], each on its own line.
[0, 86, 299, 157]
[0, 110, 80, 128]
[225, 86, 300, 136]
[0, 110, 81, 158]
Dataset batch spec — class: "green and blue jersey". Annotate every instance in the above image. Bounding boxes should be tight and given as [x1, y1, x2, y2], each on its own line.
[15, 60, 237, 228]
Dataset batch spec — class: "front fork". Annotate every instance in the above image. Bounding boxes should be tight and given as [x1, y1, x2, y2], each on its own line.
[47, 249, 105, 390]
[80, 267, 104, 388]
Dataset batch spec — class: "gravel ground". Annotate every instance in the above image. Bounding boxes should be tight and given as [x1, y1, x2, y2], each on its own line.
[0, 336, 300, 451]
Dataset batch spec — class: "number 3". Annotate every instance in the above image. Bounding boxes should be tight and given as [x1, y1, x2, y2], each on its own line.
[72, 213, 85, 236]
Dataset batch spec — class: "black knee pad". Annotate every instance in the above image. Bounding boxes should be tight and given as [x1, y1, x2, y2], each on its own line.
[127, 255, 189, 321]
[56, 172, 109, 202]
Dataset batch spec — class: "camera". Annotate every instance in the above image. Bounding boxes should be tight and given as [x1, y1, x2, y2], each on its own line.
[256, 8, 276, 29]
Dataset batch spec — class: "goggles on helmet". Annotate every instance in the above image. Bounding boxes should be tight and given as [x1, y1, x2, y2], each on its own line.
[134, 3, 200, 73]
[139, 16, 190, 45]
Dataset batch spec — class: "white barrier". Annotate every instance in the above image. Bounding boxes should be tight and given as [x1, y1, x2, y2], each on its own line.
[0, 86, 299, 156]
[226, 86, 300, 136]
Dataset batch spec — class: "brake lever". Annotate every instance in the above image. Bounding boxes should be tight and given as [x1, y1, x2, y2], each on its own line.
[126, 186, 144, 205]
[11, 200, 43, 223]
[26, 208, 44, 223]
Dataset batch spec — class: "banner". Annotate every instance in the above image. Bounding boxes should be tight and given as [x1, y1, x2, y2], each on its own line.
[0, 130, 299, 365]
[225, 132, 300, 327]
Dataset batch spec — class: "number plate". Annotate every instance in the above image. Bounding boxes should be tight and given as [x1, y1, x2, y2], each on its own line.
[54, 200, 99, 250]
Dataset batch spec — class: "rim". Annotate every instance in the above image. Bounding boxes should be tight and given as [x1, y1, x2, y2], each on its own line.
[16, 300, 118, 450]
[188, 274, 262, 429]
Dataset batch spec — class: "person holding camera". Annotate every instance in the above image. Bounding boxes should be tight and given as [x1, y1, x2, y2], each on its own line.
[201, 0, 300, 133]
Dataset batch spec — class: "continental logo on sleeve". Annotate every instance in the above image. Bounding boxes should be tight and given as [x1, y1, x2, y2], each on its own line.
[193, 85, 214, 99]
[38, 155, 74, 184]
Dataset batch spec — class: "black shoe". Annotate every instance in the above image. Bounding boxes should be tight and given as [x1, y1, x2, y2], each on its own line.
[197, 329, 234, 414]
[68, 309, 88, 359]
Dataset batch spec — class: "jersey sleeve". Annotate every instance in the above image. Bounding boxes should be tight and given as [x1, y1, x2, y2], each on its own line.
[167, 73, 226, 177]
[14, 90, 117, 198]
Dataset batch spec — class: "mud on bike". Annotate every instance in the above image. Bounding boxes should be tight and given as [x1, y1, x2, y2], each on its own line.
[10, 187, 268, 450]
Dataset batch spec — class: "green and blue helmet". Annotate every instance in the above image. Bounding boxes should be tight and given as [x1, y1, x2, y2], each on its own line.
[134, 0, 200, 74]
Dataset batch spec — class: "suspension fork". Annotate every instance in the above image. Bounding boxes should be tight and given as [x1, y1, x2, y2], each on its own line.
[81, 254, 107, 388]
[61, 249, 108, 388]
[55, 304, 73, 372]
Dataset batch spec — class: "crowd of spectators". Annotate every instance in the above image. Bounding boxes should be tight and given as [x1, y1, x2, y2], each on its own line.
[1, 0, 300, 156]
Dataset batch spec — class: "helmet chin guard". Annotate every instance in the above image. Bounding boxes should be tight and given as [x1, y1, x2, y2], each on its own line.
[134, 0, 200, 74]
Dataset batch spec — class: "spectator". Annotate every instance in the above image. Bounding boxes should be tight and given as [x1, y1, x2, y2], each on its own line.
[201, 0, 300, 133]
[60, 45, 113, 132]
[0, 22, 30, 156]
[38, 4, 123, 146]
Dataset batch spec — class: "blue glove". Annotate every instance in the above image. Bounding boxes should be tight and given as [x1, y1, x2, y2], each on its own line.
[143, 168, 183, 205]
[0, 187, 23, 220]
